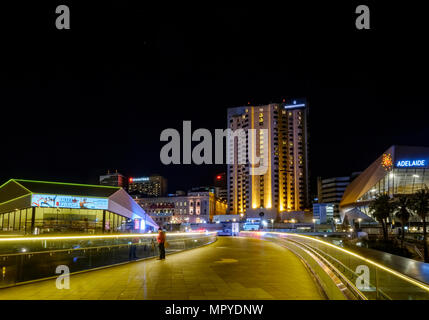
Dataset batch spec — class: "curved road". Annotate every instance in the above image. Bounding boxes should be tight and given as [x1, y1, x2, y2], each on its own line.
[0, 236, 324, 300]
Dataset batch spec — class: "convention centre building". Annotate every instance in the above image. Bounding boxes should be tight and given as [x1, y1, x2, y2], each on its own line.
[340, 145, 429, 223]
[0, 179, 158, 234]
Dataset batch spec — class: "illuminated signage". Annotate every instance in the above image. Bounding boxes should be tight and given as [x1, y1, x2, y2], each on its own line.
[130, 177, 150, 183]
[396, 160, 427, 168]
[134, 219, 140, 230]
[31, 194, 109, 210]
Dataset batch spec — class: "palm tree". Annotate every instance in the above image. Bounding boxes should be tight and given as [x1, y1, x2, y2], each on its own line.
[393, 195, 412, 248]
[369, 194, 393, 242]
[410, 188, 429, 263]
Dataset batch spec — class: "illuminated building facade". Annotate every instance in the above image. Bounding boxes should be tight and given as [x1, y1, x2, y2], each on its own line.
[340, 145, 429, 222]
[227, 99, 309, 220]
[135, 190, 228, 226]
[0, 179, 157, 234]
[128, 175, 167, 197]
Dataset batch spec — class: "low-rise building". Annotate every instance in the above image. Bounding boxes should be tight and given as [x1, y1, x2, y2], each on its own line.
[313, 203, 335, 224]
[135, 189, 227, 227]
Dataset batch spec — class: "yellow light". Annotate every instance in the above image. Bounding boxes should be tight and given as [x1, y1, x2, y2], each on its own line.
[0, 232, 218, 243]
[252, 203, 257, 209]
[242, 231, 429, 293]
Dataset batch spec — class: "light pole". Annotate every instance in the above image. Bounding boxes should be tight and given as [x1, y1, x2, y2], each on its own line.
[358, 218, 362, 230]
[270, 219, 274, 230]
[312, 218, 316, 232]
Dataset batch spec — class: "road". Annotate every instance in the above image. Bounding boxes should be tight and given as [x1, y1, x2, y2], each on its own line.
[0, 236, 324, 300]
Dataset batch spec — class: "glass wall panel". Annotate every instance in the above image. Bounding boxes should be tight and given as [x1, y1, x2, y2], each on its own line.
[8, 212, 14, 230]
[359, 168, 429, 202]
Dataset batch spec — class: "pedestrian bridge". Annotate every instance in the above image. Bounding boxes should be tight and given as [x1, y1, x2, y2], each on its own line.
[0, 234, 323, 299]
[0, 231, 429, 300]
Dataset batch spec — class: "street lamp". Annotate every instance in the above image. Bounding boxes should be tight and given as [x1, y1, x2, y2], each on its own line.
[270, 219, 274, 230]
[312, 218, 316, 232]
[358, 218, 362, 230]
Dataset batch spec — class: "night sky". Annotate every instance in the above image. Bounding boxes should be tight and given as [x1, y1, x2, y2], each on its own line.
[0, 2, 427, 196]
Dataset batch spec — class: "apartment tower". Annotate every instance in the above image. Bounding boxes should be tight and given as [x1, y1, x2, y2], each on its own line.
[227, 99, 309, 220]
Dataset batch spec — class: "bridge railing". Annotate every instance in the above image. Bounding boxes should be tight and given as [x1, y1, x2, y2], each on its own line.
[0, 232, 217, 288]
[242, 231, 429, 300]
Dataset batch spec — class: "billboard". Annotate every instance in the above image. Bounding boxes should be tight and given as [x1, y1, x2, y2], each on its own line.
[31, 194, 109, 210]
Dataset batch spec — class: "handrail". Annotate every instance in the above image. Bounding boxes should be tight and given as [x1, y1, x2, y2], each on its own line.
[0, 235, 214, 257]
[283, 237, 368, 300]
[242, 231, 429, 299]
[0, 232, 216, 242]
[0, 232, 217, 288]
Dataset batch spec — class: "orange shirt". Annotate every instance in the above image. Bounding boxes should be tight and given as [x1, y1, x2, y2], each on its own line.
[157, 231, 166, 243]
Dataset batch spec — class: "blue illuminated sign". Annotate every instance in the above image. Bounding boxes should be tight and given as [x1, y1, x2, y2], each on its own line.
[396, 159, 427, 168]
[131, 177, 150, 182]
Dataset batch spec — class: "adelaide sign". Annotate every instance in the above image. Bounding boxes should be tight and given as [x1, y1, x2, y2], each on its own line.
[396, 159, 427, 168]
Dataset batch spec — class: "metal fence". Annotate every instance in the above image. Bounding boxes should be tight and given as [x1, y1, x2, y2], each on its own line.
[0, 232, 217, 288]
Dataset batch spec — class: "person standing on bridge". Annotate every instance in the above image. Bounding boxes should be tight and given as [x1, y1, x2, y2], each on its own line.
[157, 228, 166, 260]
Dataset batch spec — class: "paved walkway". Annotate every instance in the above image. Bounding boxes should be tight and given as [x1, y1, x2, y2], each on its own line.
[0, 236, 324, 300]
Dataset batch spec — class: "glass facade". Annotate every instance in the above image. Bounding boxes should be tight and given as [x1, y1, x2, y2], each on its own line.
[0, 207, 127, 234]
[358, 168, 429, 202]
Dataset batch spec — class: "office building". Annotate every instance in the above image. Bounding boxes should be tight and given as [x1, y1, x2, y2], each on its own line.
[227, 99, 309, 220]
[214, 173, 227, 201]
[340, 145, 429, 224]
[128, 175, 167, 197]
[317, 173, 360, 217]
[99, 170, 127, 188]
[0, 179, 157, 234]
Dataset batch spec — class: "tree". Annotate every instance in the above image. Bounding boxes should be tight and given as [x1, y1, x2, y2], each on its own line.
[369, 194, 394, 242]
[410, 188, 429, 263]
[393, 195, 412, 248]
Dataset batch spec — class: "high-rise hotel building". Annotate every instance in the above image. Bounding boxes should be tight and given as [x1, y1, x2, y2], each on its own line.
[227, 99, 309, 220]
